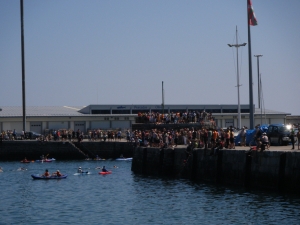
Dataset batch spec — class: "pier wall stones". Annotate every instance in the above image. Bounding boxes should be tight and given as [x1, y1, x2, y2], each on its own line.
[0, 141, 134, 160]
[0, 141, 86, 160]
[78, 142, 134, 159]
[131, 147, 300, 194]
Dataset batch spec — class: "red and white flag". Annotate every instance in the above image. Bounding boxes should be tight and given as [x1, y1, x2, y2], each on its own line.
[248, 0, 258, 26]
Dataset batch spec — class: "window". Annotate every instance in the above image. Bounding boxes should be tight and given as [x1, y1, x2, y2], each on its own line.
[112, 110, 130, 114]
[132, 110, 149, 114]
[124, 117, 129, 120]
[114, 117, 119, 120]
[205, 109, 221, 113]
[92, 110, 110, 114]
[223, 109, 238, 113]
[241, 109, 250, 113]
[104, 117, 109, 121]
[170, 109, 188, 113]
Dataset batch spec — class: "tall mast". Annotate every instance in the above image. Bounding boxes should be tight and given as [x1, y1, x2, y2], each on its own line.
[162, 81, 164, 115]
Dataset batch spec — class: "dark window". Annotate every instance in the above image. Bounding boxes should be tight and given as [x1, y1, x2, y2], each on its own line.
[223, 109, 238, 113]
[241, 109, 250, 113]
[112, 110, 130, 114]
[205, 109, 221, 113]
[132, 110, 149, 114]
[91, 110, 110, 114]
[170, 109, 188, 113]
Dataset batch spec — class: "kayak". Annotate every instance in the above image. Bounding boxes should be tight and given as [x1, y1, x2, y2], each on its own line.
[74, 172, 91, 175]
[94, 158, 106, 161]
[115, 157, 132, 161]
[31, 174, 67, 179]
[99, 171, 112, 175]
[20, 160, 31, 163]
[35, 158, 56, 162]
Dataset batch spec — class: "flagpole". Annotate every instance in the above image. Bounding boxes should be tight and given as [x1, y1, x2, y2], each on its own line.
[20, 0, 26, 133]
[247, 0, 254, 129]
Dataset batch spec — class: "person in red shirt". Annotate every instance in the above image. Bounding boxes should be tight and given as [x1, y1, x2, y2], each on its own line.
[43, 169, 50, 177]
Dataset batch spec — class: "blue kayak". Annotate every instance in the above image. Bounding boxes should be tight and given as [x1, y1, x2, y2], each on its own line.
[31, 174, 67, 179]
[35, 158, 56, 162]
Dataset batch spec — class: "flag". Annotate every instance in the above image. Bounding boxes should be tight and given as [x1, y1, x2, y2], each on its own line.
[248, 0, 258, 26]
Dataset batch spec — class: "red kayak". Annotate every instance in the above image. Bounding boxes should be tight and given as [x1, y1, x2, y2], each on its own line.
[99, 171, 112, 175]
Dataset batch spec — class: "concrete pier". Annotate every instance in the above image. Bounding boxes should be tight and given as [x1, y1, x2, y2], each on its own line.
[0, 140, 134, 160]
[131, 146, 300, 194]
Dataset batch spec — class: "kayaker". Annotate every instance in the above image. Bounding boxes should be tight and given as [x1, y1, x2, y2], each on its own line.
[43, 169, 50, 177]
[54, 170, 62, 177]
[78, 167, 83, 173]
[102, 166, 108, 172]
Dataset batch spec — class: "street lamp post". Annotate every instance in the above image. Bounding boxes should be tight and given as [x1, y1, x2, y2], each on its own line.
[228, 26, 247, 129]
[254, 55, 263, 109]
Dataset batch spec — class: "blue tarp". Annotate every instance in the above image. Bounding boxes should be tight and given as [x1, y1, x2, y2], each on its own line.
[235, 125, 269, 146]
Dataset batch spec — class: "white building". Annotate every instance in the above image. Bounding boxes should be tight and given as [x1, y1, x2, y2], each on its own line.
[0, 104, 290, 134]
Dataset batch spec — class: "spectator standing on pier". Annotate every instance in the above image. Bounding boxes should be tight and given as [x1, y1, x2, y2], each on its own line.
[240, 127, 246, 147]
[297, 129, 300, 150]
[202, 129, 208, 149]
[255, 126, 262, 149]
[207, 129, 212, 148]
[126, 129, 130, 142]
[290, 129, 295, 150]
[229, 128, 235, 149]
[12, 129, 16, 140]
[225, 129, 230, 149]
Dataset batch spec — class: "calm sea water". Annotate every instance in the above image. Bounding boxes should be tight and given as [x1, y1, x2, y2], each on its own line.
[1, 159, 300, 225]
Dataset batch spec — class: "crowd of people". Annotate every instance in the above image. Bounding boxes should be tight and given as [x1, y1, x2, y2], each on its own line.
[126, 127, 237, 151]
[136, 110, 216, 126]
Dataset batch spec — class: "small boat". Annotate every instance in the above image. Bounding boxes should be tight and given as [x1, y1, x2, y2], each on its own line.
[35, 158, 56, 163]
[99, 171, 112, 175]
[74, 172, 91, 175]
[20, 160, 31, 163]
[115, 157, 132, 161]
[31, 174, 67, 179]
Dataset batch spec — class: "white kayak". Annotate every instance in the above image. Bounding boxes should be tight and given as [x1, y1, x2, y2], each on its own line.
[115, 157, 132, 161]
[73, 172, 91, 175]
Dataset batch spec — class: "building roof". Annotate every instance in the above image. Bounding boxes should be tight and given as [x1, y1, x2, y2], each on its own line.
[0, 106, 84, 117]
[0, 105, 291, 117]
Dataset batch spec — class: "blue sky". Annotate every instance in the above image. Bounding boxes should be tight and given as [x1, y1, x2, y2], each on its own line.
[0, 0, 299, 115]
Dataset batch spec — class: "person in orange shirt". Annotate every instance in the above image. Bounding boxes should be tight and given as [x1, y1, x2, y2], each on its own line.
[212, 129, 219, 149]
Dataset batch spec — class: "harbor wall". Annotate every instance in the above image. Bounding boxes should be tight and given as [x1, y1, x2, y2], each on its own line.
[0, 141, 134, 160]
[131, 147, 300, 194]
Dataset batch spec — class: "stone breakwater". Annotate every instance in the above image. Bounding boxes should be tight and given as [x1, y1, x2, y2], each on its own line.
[0, 141, 134, 160]
[131, 147, 300, 194]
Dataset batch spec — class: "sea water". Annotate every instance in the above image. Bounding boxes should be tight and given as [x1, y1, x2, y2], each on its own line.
[0, 160, 300, 225]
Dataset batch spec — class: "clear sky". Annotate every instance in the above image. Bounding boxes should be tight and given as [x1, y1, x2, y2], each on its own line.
[0, 0, 299, 115]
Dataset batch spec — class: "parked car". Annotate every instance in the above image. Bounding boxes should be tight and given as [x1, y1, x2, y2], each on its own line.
[267, 124, 291, 146]
[25, 131, 42, 140]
